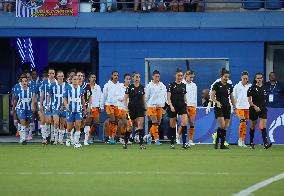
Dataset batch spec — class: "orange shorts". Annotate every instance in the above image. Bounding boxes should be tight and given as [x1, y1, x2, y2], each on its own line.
[90, 107, 100, 118]
[147, 107, 163, 118]
[119, 109, 128, 118]
[187, 106, 197, 116]
[106, 105, 120, 117]
[236, 109, 249, 119]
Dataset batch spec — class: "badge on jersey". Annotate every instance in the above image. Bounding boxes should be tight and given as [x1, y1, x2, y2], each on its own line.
[269, 94, 274, 102]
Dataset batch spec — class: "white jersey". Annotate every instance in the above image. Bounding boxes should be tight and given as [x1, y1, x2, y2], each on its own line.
[91, 83, 103, 108]
[117, 83, 128, 111]
[184, 81, 197, 107]
[145, 81, 167, 107]
[233, 81, 251, 109]
[102, 80, 121, 106]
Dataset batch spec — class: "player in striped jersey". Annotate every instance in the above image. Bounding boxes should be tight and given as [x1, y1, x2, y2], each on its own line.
[26, 72, 36, 140]
[48, 70, 66, 145]
[64, 74, 86, 148]
[35, 72, 48, 136]
[11, 73, 26, 137]
[13, 74, 36, 144]
[40, 68, 57, 144]
[77, 71, 93, 146]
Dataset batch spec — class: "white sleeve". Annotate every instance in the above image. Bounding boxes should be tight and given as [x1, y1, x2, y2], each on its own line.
[145, 84, 150, 104]
[102, 84, 108, 106]
[98, 86, 104, 108]
[194, 84, 197, 107]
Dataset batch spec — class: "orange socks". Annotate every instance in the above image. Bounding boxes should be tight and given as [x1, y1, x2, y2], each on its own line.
[189, 126, 194, 141]
[110, 123, 117, 139]
[239, 121, 247, 142]
[152, 125, 159, 140]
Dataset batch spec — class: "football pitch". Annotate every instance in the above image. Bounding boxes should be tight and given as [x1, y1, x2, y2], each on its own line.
[0, 144, 283, 196]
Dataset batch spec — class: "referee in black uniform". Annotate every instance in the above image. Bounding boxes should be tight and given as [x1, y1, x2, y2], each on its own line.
[124, 72, 146, 149]
[211, 69, 236, 149]
[167, 68, 189, 149]
[247, 73, 272, 149]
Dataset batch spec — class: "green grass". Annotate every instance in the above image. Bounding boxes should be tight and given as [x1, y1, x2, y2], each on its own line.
[0, 144, 283, 196]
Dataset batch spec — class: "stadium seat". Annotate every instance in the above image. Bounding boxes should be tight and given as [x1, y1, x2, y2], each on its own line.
[265, 0, 283, 9]
[243, 0, 263, 9]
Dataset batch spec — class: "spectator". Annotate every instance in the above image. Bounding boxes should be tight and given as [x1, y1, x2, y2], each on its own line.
[265, 72, 284, 108]
[31, 68, 39, 83]
[170, 0, 185, 12]
[100, 0, 117, 12]
[3, 0, 13, 13]
[185, 0, 204, 12]
[201, 89, 210, 107]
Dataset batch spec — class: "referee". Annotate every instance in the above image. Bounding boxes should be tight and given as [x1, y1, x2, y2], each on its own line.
[211, 69, 235, 149]
[167, 68, 189, 149]
[248, 73, 272, 149]
[124, 72, 146, 149]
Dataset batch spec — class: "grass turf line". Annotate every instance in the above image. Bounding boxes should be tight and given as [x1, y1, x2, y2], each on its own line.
[0, 144, 283, 196]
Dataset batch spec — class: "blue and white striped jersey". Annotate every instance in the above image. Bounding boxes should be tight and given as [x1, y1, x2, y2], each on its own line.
[15, 86, 34, 111]
[49, 82, 65, 110]
[40, 79, 57, 107]
[64, 84, 84, 113]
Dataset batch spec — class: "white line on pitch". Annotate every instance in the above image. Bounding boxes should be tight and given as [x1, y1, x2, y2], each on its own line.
[234, 172, 284, 196]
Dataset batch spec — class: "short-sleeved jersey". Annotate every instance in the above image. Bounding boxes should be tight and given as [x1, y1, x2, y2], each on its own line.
[83, 83, 92, 108]
[28, 80, 37, 92]
[41, 79, 57, 106]
[167, 82, 187, 106]
[15, 86, 34, 111]
[125, 84, 145, 108]
[49, 82, 65, 110]
[12, 83, 21, 97]
[247, 84, 267, 109]
[64, 84, 84, 113]
[212, 81, 233, 107]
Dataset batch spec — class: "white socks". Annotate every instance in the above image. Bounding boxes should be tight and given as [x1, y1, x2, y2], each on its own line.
[84, 126, 90, 143]
[54, 128, 59, 144]
[20, 125, 26, 142]
[74, 131, 80, 144]
[58, 129, 65, 143]
[40, 124, 46, 140]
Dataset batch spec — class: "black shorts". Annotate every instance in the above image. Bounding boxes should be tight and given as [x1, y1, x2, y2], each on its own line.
[249, 107, 267, 121]
[129, 107, 145, 120]
[167, 104, 187, 118]
[214, 106, 231, 119]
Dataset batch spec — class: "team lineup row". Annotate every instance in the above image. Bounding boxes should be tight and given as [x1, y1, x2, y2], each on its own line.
[11, 68, 272, 149]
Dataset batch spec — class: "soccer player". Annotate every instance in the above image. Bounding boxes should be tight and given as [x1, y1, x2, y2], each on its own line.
[247, 73, 272, 149]
[233, 71, 251, 147]
[26, 72, 36, 140]
[211, 69, 236, 149]
[124, 72, 146, 149]
[177, 70, 197, 146]
[11, 73, 26, 137]
[167, 69, 189, 149]
[102, 71, 121, 144]
[85, 73, 103, 145]
[77, 71, 92, 145]
[117, 73, 131, 144]
[145, 70, 167, 145]
[40, 68, 57, 144]
[14, 74, 36, 144]
[48, 70, 66, 145]
[64, 74, 86, 148]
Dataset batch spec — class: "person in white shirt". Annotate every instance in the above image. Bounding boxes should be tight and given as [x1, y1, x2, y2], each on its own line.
[85, 73, 104, 145]
[145, 70, 167, 145]
[177, 71, 197, 146]
[102, 71, 120, 144]
[117, 73, 132, 144]
[233, 71, 251, 147]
